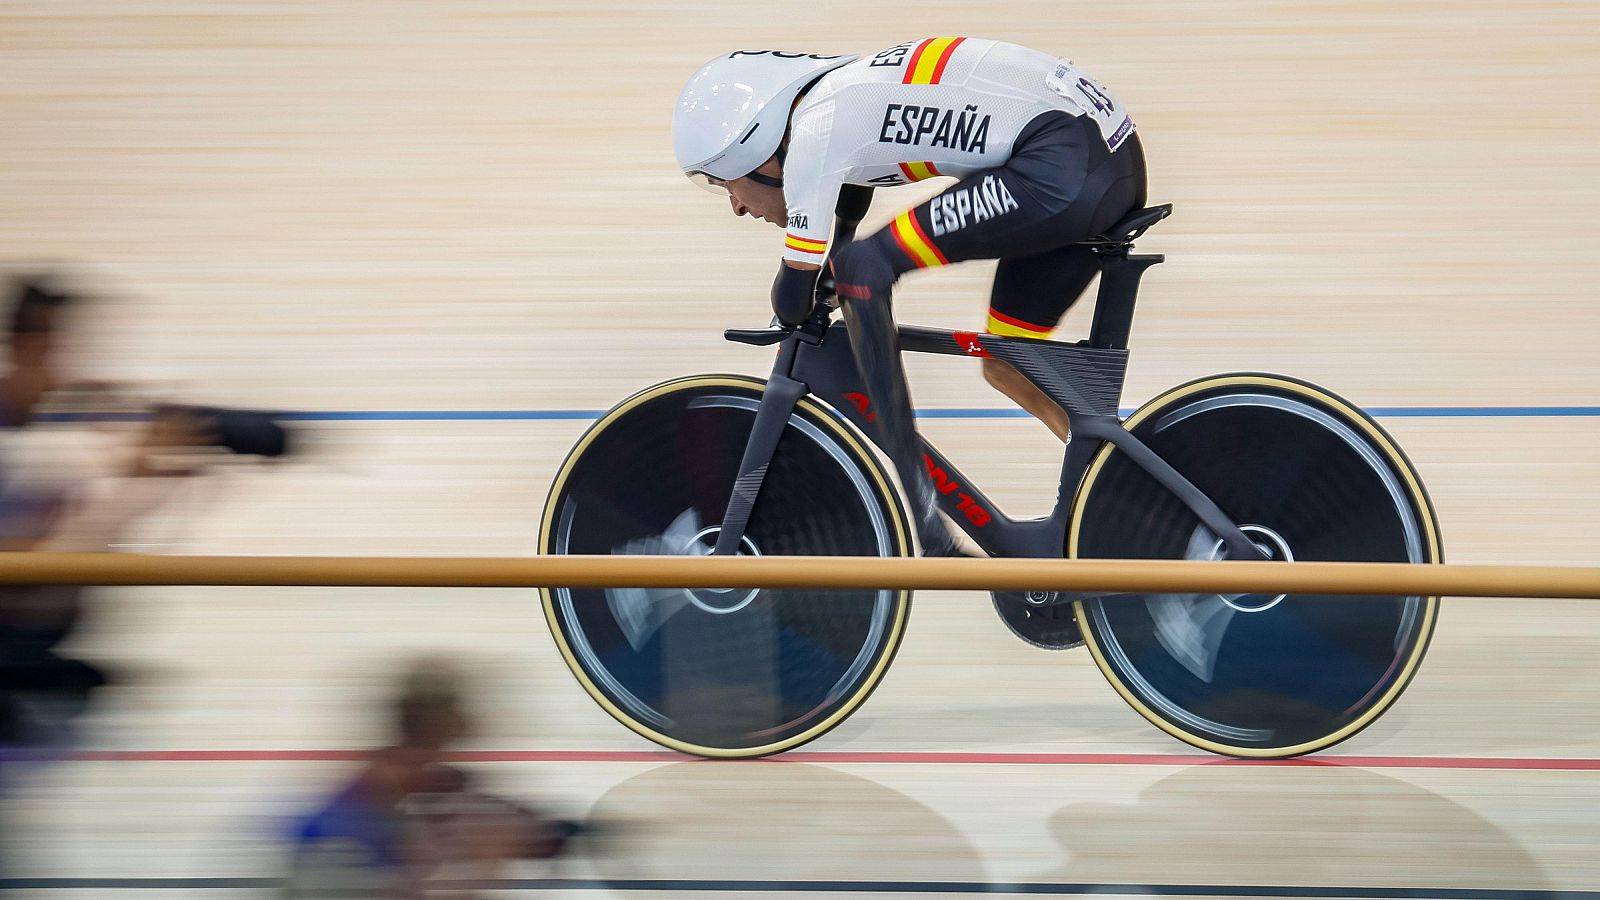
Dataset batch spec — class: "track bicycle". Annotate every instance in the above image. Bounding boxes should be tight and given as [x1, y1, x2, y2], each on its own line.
[539, 204, 1442, 759]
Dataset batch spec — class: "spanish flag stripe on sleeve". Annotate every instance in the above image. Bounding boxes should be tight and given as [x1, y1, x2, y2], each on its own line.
[889, 211, 947, 268]
[985, 309, 1052, 337]
[785, 233, 827, 255]
[900, 40, 933, 85]
[929, 37, 965, 82]
[903, 37, 965, 85]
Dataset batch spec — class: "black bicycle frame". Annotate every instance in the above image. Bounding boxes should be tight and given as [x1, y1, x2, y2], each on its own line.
[713, 244, 1266, 563]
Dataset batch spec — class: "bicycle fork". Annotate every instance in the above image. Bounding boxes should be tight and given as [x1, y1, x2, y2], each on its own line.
[711, 340, 807, 557]
[712, 318, 954, 558]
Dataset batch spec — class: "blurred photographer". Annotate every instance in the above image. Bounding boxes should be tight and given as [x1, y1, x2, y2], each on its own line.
[284, 658, 582, 899]
[0, 275, 289, 749]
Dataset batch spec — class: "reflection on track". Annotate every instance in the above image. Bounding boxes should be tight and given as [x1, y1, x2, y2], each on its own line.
[1035, 762, 1549, 896]
[585, 761, 985, 885]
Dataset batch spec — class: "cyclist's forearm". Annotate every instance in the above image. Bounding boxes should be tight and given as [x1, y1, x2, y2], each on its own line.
[771, 262, 820, 324]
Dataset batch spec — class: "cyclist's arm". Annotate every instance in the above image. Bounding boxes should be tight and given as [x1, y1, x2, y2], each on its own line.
[772, 258, 819, 323]
[771, 185, 875, 318]
[770, 102, 848, 315]
[778, 100, 843, 268]
[772, 180, 847, 318]
[833, 184, 874, 238]
[778, 172, 839, 271]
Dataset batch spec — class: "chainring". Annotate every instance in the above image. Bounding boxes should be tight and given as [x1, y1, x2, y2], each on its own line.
[992, 591, 1085, 650]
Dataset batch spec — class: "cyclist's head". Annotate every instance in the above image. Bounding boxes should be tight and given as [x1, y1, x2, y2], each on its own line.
[673, 50, 856, 188]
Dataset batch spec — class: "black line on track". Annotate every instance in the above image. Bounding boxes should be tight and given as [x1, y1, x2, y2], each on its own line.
[0, 877, 1586, 897]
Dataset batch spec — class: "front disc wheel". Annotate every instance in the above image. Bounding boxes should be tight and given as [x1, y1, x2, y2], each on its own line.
[539, 376, 914, 758]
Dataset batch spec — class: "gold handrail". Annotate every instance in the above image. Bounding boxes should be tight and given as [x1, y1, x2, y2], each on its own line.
[0, 553, 1596, 598]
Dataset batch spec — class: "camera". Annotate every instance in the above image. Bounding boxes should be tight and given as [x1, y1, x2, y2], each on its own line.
[153, 405, 292, 458]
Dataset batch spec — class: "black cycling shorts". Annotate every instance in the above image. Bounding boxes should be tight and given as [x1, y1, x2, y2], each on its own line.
[878, 111, 1147, 338]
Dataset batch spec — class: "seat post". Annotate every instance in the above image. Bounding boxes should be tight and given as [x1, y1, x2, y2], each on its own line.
[1087, 248, 1164, 350]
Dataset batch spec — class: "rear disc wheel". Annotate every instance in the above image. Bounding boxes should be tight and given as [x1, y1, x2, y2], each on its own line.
[1071, 374, 1442, 757]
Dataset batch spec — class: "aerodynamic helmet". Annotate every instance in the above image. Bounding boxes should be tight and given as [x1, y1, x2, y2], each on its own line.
[673, 50, 858, 185]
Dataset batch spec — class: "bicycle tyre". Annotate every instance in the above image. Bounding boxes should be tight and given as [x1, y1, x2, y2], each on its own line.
[1070, 373, 1442, 757]
[539, 375, 913, 758]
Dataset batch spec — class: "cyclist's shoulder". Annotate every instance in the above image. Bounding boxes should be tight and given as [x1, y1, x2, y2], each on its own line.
[788, 37, 1049, 145]
[802, 37, 1045, 99]
[861, 36, 1017, 64]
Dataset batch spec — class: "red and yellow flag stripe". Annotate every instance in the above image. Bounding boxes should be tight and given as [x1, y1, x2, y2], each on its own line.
[888, 211, 948, 269]
[985, 308, 1053, 338]
[902, 37, 966, 85]
[897, 161, 943, 182]
[785, 233, 827, 256]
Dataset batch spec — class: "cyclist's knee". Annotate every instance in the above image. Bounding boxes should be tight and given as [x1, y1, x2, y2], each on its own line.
[829, 230, 907, 302]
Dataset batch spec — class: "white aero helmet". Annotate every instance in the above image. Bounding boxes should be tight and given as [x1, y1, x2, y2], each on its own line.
[674, 50, 858, 183]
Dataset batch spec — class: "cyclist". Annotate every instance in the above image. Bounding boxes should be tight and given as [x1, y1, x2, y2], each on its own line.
[673, 39, 1147, 554]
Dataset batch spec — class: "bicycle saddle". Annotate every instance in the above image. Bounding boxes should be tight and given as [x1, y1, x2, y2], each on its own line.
[1086, 203, 1173, 245]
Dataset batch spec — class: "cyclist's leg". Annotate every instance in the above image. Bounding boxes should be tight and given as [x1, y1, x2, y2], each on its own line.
[980, 245, 1101, 440]
[830, 249, 957, 555]
[980, 166, 1146, 436]
[979, 127, 1148, 436]
[830, 114, 1144, 552]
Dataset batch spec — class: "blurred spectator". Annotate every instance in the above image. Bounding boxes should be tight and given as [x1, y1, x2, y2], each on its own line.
[1, 278, 175, 748]
[0, 275, 276, 749]
[284, 658, 579, 898]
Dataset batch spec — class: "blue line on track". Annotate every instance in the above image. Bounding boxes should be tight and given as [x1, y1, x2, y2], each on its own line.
[276, 405, 1600, 421]
[37, 405, 1600, 422]
[0, 878, 1584, 897]
[37, 406, 1600, 424]
[926, 406, 1600, 419]
[278, 409, 607, 421]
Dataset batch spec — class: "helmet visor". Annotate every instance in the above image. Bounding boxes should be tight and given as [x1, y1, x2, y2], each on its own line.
[687, 171, 732, 196]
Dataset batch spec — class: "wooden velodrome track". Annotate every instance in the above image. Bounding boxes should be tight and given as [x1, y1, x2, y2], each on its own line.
[3, 1, 1599, 897]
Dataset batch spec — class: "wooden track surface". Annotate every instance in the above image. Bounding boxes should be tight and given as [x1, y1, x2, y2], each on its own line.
[2, 2, 1599, 896]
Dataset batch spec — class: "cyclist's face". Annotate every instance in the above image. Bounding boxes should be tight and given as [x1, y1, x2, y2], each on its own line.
[704, 157, 786, 226]
[723, 177, 785, 225]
